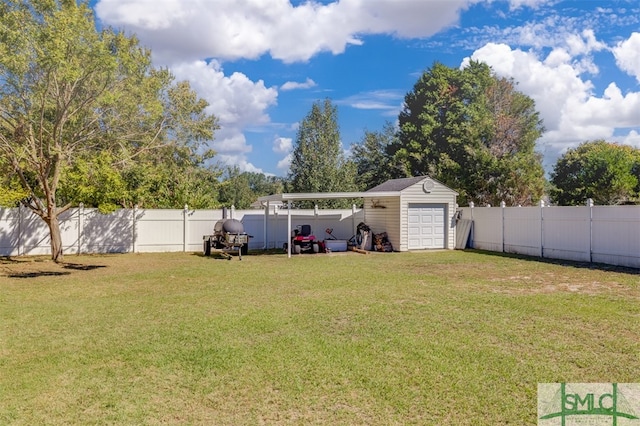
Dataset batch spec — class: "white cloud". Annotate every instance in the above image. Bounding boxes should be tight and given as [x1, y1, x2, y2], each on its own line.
[620, 130, 640, 148]
[171, 60, 277, 128]
[280, 78, 317, 91]
[273, 137, 293, 172]
[94, 0, 474, 174]
[277, 153, 292, 172]
[454, 11, 626, 57]
[169, 60, 277, 164]
[339, 90, 404, 112]
[464, 41, 640, 169]
[217, 154, 264, 174]
[273, 137, 292, 154]
[508, 0, 556, 10]
[565, 29, 606, 56]
[612, 32, 640, 83]
[95, 0, 471, 64]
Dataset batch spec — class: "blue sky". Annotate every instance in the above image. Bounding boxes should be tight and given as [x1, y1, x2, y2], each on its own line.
[93, 0, 640, 176]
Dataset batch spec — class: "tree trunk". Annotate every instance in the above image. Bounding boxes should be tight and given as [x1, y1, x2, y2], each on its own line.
[47, 214, 64, 263]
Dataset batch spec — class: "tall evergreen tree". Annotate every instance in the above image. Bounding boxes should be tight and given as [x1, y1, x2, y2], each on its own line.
[350, 122, 400, 190]
[288, 99, 357, 208]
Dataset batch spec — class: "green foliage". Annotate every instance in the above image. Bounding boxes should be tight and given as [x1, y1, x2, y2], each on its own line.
[122, 145, 222, 209]
[0, 0, 218, 260]
[0, 156, 28, 206]
[58, 151, 127, 213]
[289, 99, 358, 208]
[390, 61, 545, 206]
[350, 121, 401, 190]
[218, 167, 285, 209]
[0, 187, 29, 207]
[550, 140, 640, 205]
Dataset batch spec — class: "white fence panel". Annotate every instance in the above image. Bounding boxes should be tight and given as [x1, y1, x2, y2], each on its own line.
[0, 208, 21, 256]
[135, 209, 186, 253]
[592, 206, 640, 268]
[504, 207, 542, 257]
[462, 204, 639, 269]
[186, 209, 223, 252]
[82, 208, 135, 254]
[469, 207, 503, 252]
[59, 209, 81, 255]
[542, 207, 590, 262]
[22, 209, 54, 256]
[236, 211, 267, 249]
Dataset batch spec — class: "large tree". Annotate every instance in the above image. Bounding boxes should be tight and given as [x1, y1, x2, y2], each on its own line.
[350, 121, 400, 190]
[550, 140, 640, 205]
[0, 0, 217, 261]
[288, 99, 357, 208]
[218, 167, 285, 209]
[390, 61, 545, 206]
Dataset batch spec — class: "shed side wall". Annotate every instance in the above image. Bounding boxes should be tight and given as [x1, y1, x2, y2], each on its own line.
[363, 197, 401, 251]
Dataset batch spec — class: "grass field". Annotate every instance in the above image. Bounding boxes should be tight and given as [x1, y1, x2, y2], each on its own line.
[1, 250, 638, 425]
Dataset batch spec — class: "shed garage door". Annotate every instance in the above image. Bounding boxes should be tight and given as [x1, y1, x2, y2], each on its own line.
[407, 204, 445, 249]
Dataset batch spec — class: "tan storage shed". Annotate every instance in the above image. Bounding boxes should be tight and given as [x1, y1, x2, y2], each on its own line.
[257, 176, 458, 255]
[363, 176, 458, 251]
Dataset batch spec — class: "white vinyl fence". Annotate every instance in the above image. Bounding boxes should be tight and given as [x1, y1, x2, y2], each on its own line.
[2, 203, 638, 269]
[0, 205, 364, 257]
[459, 203, 640, 269]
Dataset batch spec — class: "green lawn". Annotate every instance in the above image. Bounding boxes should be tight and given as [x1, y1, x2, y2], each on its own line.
[1, 250, 638, 425]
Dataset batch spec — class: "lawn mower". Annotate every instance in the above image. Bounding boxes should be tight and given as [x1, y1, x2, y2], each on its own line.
[284, 224, 320, 254]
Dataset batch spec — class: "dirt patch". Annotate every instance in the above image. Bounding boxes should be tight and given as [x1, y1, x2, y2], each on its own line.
[489, 273, 635, 296]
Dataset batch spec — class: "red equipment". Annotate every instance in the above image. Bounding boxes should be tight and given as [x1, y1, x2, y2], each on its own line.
[290, 224, 319, 254]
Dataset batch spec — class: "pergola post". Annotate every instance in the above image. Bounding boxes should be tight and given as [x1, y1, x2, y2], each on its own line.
[287, 200, 292, 258]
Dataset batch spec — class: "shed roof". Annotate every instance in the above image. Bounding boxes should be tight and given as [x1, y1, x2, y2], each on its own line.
[368, 176, 457, 195]
[256, 176, 456, 205]
[367, 176, 426, 192]
[256, 191, 398, 204]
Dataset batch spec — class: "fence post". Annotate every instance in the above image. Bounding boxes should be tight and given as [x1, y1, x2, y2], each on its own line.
[352, 204, 357, 238]
[468, 202, 474, 248]
[287, 201, 292, 258]
[78, 203, 84, 255]
[263, 202, 268, 250]
[183, 204, 189, 253]
[501, 201, 506, 252]
[132, 205, 138, 253]
[17, 205, 23, 256]
[274, 204, 279, 249]
[587, 198, 593, 263]
[539, 199, 545, 258]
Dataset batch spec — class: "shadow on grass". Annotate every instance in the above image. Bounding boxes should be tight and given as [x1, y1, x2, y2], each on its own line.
[193, 249, 288, 260]
[62, 263, 106, 271]
[8, 271, 72, 278]
[3, 259, 107, 279]
[464, 249, 640, 276]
